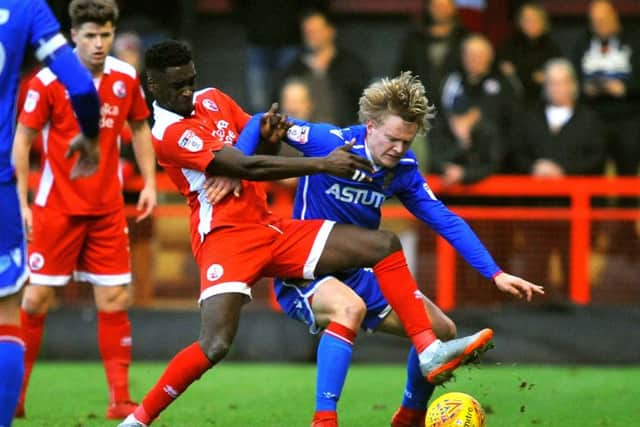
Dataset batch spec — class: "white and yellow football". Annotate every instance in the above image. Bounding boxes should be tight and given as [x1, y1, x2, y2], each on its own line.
[425, 392, 486, 427]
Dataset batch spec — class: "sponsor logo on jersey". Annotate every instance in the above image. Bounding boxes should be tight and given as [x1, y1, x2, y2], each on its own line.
[206, 263, 224, 282]
[287, 125, 310, 144]
[213, 120, 236, 143]
[325, 183, 385, 208]
[202, 99, 219, 111]
[24, 89, 39, 113]
[99, 103, 120, 128]
[112, 80, 127, 98]
[29, 252, 45, 271]
[178, 129, 203, 152]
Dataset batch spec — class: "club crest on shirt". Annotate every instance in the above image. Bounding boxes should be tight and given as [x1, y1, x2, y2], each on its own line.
[202, 99, 219, 112]
[112, 80, 127, 98]
[24, 89, 40, 113]
[206, 264, 224, 282]
[287, 125, 310, 144]
[178, 129, 203, 152]
[29, 252, 45, 271]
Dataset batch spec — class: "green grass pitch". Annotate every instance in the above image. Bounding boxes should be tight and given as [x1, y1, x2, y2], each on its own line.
[14, 362, 639, 426]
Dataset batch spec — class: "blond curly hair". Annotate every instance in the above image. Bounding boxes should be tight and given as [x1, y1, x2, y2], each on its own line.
[358, 71, 435, 134]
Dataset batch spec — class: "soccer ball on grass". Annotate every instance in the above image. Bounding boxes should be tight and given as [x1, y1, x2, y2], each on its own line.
[425, 392, 486, 427]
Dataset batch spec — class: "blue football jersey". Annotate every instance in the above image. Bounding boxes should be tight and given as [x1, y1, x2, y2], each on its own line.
[0, 0, 60, 183]
[281, 119, 501, 279]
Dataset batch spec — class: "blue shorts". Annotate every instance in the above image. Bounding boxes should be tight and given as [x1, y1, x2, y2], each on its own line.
[0, 180, 28, 297]
[274, 268, 391, 334]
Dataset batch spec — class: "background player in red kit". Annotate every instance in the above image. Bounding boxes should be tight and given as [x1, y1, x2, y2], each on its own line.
[12, 0, 156, 420]
[115, 40, 536, 427]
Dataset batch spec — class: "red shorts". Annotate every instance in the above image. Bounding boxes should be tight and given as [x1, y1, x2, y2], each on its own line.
[28, 206, 131, 286]
[195, 218, 334, 303]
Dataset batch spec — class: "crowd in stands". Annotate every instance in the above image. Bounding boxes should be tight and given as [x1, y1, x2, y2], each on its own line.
[233, 0, 639, 185]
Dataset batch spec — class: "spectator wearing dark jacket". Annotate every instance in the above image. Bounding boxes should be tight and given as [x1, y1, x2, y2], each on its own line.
[516, 59, 606, 176]
[429, 103, 502, 185]
[441, 34, 521, 172]
[508, 59, 606, 295]
[499, 2, 562, 107]
[571, 0, 640, 176]
[275, 9, 369, 127]
[396, 0, 468, 109]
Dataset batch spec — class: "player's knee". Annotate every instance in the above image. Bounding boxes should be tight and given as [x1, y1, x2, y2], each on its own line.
[198, 335, 232, 364]
[21, 288, 51, 314]
[371, 230, 402, 260]
[333, 297, 366, 330]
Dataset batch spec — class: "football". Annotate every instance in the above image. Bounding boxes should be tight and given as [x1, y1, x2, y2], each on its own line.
[425, 392, 486, 427]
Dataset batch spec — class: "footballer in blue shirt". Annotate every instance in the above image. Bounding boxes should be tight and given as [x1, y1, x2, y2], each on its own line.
[209, 72, 544, 427]
[0, 0, 100, 424]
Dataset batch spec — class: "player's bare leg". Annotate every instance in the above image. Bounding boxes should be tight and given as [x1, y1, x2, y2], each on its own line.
[119, 293, 249, 427]
[16, 284, 56, 417]
[93, 285, 136, 419]
[315, 224, 493, 384]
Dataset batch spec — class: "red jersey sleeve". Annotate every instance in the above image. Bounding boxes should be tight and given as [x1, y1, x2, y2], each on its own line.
[18, 77, 51, 131]
[157, 124, 216, 172]
[217, 90, 251, 131]
[127, 81, 150, 122]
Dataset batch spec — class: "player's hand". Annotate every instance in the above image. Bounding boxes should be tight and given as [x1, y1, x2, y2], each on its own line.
[20, 203, 33, 242]
[493, 272, 544, 302]
[260, 103, 292, 144]
[65, 134, 100, 179]
[136, 184, 157, 222]
[321, 138, 373, 182]
[204, 176, 242, 204]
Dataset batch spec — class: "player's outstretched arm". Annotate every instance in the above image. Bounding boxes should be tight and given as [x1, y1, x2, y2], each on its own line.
[493, 272, 545, 302]
[206, 139, 373, 182]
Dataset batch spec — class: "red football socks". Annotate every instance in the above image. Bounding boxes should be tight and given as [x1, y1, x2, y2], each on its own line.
[97, 310, 132, 404]
[18, 309, 46, 409]
[135, 342, 213, 424]
[373, 250, 436, 353]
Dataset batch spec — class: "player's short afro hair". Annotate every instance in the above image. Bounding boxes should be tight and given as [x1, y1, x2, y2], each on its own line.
[145, 40, 192, 72]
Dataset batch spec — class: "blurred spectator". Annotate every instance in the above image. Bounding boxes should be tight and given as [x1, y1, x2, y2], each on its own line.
[275, 9, 369, 126]
[233, 0, 316, 113]
[113, 31, 143, 72]
[510, 59, 606, 297]
[515, 58, 606, 177]
[279, 78, 315, 121]
[571, 0, 640, 176]
[429, 104, 502, 185]
[441, 34, 520, 172]
[112, 31, 151, 193]
[498, 2, 562, 107]
[396, 0, 468, 108]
